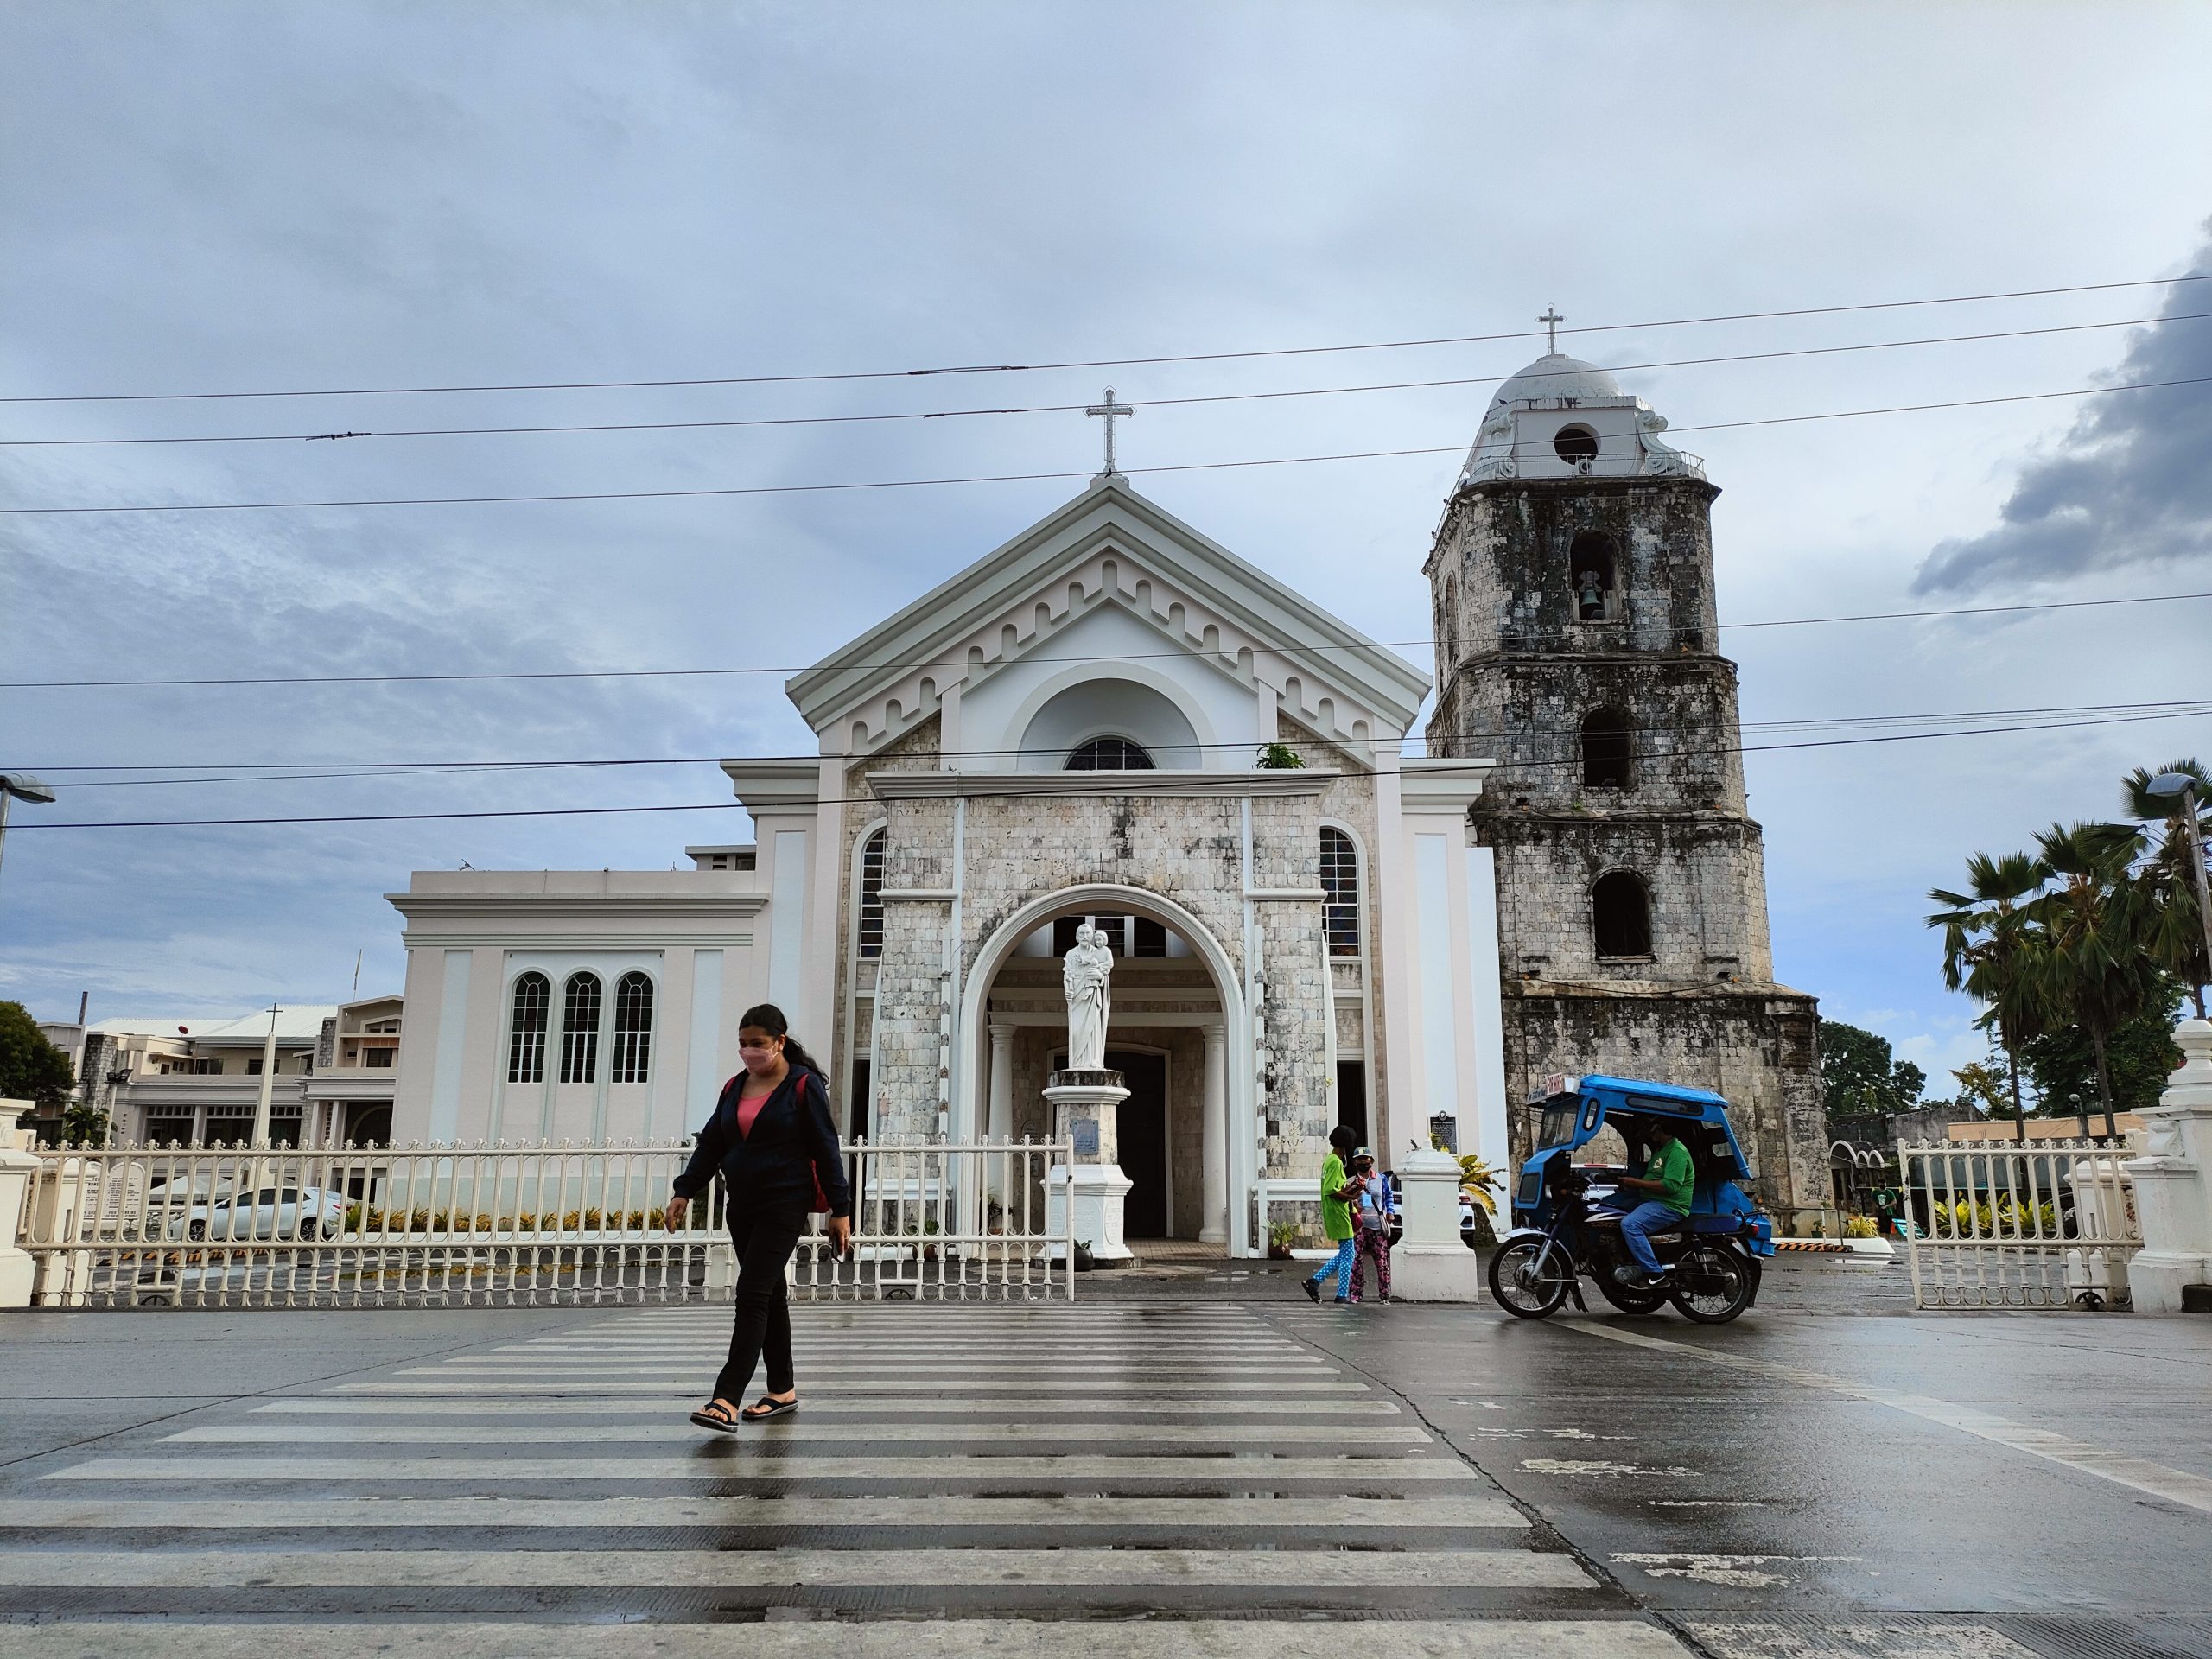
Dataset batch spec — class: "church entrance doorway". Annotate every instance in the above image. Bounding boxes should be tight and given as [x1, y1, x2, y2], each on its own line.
[1108, 1048, 1169, 1238]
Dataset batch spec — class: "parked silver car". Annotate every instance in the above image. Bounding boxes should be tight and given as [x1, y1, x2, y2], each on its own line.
[168, 1185, 346, 1243]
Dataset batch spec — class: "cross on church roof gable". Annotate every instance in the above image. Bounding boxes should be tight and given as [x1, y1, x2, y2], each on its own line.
[787, 475, 1431, 757]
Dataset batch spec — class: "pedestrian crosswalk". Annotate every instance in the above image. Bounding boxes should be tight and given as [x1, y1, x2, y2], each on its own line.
[0, 1305, 1697, 1656]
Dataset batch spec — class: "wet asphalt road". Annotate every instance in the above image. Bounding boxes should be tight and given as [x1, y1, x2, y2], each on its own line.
[0, 1272, 2207, 1658]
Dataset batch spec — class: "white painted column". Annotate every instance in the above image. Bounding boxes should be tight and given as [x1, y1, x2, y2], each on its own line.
[1200, 1020, 1228, 1245]
[987, 1023, 1015, 1144]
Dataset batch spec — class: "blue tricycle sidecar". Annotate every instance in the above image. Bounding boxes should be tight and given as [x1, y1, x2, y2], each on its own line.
[1490, 1074, 1777, 1323]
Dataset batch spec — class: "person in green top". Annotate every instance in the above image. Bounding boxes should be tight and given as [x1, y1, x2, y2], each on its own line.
[1301, 1125, 1363, 1303]
[1611, 1118, 1696, 1287]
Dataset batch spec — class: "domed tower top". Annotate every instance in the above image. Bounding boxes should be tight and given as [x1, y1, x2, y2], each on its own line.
[1456, 316, 1705, 492]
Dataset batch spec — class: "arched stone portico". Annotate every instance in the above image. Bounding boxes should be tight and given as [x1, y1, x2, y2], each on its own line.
[953, 883, 1252, 1254]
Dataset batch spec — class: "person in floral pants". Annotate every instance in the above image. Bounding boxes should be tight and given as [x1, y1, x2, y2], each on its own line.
[1347, 1148, 1391, 1304]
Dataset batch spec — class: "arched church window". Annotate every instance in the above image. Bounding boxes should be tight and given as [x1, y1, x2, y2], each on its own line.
[1066, 736, 1155, 771]
[1592, 870, 1653, 959]
[1554, 424, 1599, 465]
[559, 972, 601, 1084]
[1580, 709, 1634, 789]
[857, 830, 887, 959]
[1320, 826, 1361, 956]
[1568, 530, 1622, 621]
[610, 971, 654, 1084]
[506, 972, 550, 1084]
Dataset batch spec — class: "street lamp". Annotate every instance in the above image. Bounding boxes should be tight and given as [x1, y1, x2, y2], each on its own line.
[2146, 771, 2212, 989]
[0, 773, 58, 887]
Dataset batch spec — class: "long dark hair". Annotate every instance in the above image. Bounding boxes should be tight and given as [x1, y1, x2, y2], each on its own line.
[739, 1002, 825, 1081]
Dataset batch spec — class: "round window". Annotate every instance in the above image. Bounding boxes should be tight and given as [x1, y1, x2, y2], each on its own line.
[1553, 424, 1599, 464]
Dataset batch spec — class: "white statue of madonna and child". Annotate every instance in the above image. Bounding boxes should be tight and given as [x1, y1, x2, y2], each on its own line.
[1060, 919, 1116, 1076]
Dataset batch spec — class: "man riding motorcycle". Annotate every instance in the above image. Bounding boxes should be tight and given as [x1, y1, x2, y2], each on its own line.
[1603, 1117, 1694, 1289]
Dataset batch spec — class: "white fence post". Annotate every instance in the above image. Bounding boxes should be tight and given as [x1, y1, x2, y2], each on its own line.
[0, 1099, 41, 1307]
[2127, 1018, 2212, 1313]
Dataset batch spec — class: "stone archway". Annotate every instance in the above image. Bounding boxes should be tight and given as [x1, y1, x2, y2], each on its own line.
[955, 883, 1250, 1254]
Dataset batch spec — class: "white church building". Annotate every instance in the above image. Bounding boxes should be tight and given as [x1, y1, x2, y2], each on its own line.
[389, 478, 1510, 1258]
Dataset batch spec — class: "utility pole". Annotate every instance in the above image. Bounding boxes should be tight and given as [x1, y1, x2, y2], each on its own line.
[251, 1003, 280, 1147]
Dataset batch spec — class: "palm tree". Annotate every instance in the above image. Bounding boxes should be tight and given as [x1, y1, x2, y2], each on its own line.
[1928, 851, 2050, 1144]
[2124, 758, 2211, 1019]
[2028, 820, 2154, 1138]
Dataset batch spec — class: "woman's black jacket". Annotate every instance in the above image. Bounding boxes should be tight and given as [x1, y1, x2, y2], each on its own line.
[672, 1065, 854, 1219]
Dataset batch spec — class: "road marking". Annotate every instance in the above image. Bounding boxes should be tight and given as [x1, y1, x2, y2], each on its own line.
[165, 1421, 1433, 1446]
[0, 1619, 1697, 1657]
[252, 1395, 1405, 1416]
[331, 1378, 1374, 1395]
[48, 1453, 1480, 1483]
[0, 1546, 1591, 1590]
[1686, 1620, 2037, 1658]
[1611, 1552, 1862, 1589]
[0, 1494, 1529, 1530]
[1519, 1459, 1694, 1478]
[1563, 1321, 2212, 1516]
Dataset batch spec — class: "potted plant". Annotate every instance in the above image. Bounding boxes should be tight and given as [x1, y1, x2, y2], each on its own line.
[1071, 1239, 1096, 1272]
[1267, 1221, 1298, 1260]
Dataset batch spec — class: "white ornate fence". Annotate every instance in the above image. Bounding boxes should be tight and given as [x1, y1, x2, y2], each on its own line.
[12, 1137, 1074, 1308]
[1898, 1136, 2142, 1310]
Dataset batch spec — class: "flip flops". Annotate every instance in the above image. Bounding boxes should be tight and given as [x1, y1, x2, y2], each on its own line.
[690, 1400, 741, 1433]
[741, 1395, 798, 1421]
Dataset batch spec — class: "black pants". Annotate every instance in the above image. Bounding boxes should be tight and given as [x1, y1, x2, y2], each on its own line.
[713, 1206, 808, 1405]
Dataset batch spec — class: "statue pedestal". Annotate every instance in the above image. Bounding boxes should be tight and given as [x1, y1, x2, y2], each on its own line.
[1044, 1070, 1135, 1265]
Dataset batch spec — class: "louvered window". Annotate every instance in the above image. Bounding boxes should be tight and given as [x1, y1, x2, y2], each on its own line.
[1320, 827, 1361, 957]
[507, 972, 550, 1084]
[609, 971, 654, 1084]
[560, 972, 601, 1084]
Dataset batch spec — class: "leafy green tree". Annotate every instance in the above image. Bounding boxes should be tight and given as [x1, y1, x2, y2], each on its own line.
[2021, 978, 2185, 1129]
[0, 1001, 74, 1110]
[2124, 758, 2211, 1019]
[2028, 820, 2158, 1137]
[1928, 851, 2050, 1142]
[1817, 1020, 1927, 1121]
[1945, 1058, 2014, 1120]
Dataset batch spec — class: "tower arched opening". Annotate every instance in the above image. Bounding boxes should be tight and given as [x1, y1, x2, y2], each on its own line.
[1592, 869, 1653, 959]
[1580, 708, 1634, 789]
[1568, 530, 1623, 621]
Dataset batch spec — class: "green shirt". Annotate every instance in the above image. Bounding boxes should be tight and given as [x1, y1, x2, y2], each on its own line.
[1647, 1138, 1695, 1214]
[1319, 1152, 1353, 1240]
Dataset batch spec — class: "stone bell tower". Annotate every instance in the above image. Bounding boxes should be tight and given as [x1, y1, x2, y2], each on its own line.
[1423, 329, 1824, 1224]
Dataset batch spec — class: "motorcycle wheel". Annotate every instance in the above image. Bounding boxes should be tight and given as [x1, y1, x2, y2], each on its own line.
[1594, 1274, 1668, 1315]
[1487, 1237, 1573, 1319]
[1669, 1243, 1756, 1324]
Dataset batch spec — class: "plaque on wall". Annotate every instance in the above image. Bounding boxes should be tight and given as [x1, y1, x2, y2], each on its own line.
[1071, 1119, 1101, 1157]
[1429, 1114, 1459, 1154]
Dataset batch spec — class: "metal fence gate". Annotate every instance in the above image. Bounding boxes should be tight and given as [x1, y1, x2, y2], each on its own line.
[1898, 1136, 2142, 1309]
[15, 1137, 1073, 1308]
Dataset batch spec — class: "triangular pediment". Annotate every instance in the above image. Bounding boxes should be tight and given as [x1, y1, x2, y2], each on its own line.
[787, 476, 1431, 760]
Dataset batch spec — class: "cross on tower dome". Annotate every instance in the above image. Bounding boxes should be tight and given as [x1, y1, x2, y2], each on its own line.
[1539, 307, 1563, 353]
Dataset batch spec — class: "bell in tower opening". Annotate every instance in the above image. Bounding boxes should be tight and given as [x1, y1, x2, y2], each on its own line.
[1423, 325, 1826, 1230]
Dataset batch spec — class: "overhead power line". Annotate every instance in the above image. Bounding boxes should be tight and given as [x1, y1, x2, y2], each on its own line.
[5, 373, 2209, 518]
[11, 705, 2209, 830]
[4, 270, 2205, 406]
[23, 700, 2212, 789]
[8, 310, 2202, 448]
[3, 590, 2203, 693]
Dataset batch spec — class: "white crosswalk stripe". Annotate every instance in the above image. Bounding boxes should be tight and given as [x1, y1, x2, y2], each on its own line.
[1, 1304, 1678, 1654]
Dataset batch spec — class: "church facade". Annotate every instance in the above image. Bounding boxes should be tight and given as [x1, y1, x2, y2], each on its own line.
[385, 348, 1825, 1249]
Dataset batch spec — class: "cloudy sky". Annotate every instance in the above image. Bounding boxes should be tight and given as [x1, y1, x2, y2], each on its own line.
[3, 2, 2209, 1090]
